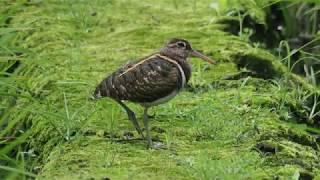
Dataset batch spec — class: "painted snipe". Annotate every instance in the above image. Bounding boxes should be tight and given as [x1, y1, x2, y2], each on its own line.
[92, 38, 216, 148]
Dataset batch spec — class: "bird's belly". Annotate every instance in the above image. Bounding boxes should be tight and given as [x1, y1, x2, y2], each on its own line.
[140, 90, 179, 108]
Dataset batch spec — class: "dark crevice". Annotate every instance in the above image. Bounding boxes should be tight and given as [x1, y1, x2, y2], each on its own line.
[218, 2, 319, 76]
[4, 60, 21, 76]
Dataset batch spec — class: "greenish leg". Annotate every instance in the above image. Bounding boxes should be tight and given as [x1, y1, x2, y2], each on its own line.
[143, 107, 153, 148]
[115, 100, 145, 139]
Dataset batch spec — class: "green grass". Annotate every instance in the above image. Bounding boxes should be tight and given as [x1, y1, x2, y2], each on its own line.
[1, 0, 320, 179]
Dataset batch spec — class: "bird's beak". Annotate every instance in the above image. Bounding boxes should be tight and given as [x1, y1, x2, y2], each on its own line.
[191, 50, 216, 64]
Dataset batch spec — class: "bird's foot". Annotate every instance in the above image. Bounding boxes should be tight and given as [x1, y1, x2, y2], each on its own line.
[147, 141, 166, 150]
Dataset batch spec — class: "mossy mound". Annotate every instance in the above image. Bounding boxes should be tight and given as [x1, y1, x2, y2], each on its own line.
[1, 0, 320, 179]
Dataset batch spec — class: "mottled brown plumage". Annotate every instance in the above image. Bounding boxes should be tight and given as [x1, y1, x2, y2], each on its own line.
[93, 38, 216, 148]
[94, 54, 190, 104]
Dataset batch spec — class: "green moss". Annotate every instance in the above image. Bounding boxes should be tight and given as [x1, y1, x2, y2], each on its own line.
[1, 0, 320, 179]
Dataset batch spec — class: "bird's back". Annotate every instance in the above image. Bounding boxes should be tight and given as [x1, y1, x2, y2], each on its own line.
[93, 53, 191, 104]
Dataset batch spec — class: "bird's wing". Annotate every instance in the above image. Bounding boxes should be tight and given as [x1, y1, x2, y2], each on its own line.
[96, 54, 183, 103]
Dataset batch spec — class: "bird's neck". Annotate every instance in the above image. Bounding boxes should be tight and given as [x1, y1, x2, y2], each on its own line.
[158, 51, 191, 83]
[175, 57, 191, 83]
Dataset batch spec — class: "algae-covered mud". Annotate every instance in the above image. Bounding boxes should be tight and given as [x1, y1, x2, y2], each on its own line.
[1, 0, 320, 179]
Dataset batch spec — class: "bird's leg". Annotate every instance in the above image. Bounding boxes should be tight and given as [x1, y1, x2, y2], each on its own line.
[143, 107, 153, 148]
[115, 100, 145, 139]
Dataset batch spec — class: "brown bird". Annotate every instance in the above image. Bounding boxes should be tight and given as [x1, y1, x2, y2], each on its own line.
[92, 38, 216, 148]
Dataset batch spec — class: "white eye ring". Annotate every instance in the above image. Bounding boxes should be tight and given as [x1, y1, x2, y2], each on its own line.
[177, 41, 186, 48]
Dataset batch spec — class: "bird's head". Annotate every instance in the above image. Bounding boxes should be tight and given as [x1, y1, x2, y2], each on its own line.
[160, 38, 216, 64]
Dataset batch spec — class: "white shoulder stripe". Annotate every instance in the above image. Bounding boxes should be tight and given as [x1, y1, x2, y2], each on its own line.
[117, 53, 186, 88]
[156, 54, 186, 88]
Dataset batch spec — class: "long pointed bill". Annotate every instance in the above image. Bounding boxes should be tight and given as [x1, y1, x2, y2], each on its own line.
[191, 50, 216, 64]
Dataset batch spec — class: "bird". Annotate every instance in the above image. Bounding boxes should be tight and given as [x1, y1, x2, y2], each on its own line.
[92, 38, 216, 148]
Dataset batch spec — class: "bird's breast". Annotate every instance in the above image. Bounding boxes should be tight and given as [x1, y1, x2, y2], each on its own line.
[140, 89, 179, 107]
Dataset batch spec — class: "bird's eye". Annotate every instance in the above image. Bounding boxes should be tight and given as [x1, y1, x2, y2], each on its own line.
[177, 42, 186, 48]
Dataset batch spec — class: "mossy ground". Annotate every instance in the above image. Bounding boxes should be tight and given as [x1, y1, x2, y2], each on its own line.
[1, 0, 320, 179]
